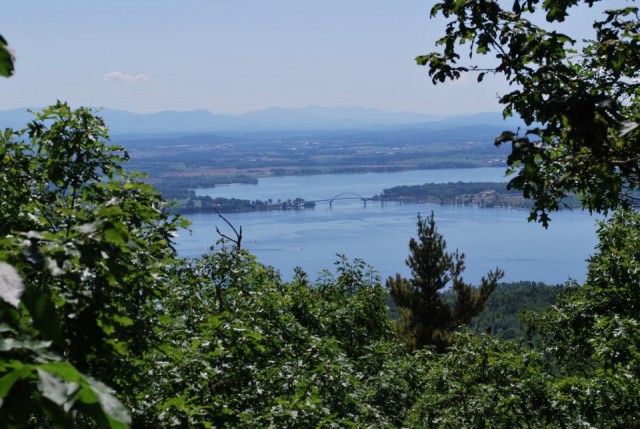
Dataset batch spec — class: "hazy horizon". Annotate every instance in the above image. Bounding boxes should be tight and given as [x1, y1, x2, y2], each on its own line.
[0, 1, 605, 117]
[0, 103, 496, 117]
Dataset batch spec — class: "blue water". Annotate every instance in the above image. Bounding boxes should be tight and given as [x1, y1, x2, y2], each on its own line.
[175, 168, 601, 285]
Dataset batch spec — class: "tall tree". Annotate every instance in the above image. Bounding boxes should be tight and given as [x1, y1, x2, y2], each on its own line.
[418, 0, 640, 226]
[388, 212, 503, 351]
[0, 103, 188, 425]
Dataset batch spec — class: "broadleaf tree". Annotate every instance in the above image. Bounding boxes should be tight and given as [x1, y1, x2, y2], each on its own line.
[418, 0, 640, 226]
[141, 246, 395, 427]
[0, 102, 189, 426]
[522, 209, 640, 427]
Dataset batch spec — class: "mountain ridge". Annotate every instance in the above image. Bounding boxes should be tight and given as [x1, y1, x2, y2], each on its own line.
[0, 105, 522, 136]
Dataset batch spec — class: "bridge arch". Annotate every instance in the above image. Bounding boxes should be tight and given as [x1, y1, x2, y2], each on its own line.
[325, 192, 369, 208]
[330, 192, 366, 201]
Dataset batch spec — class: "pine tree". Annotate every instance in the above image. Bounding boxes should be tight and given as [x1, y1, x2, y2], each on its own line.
[388, 212, 503, 351]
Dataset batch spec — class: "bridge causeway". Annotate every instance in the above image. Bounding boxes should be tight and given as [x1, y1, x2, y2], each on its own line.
[309, 192, 424, 208]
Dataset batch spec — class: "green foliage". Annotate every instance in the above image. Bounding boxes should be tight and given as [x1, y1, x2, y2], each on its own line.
[0, 34, 14, 77]
[0, 103, 189, 426]
[0, 262, 130, 428]
[411, 4, 640, 423]
[464, 281, 565, 340]
[528, 210, 640, 373]
[525, 210, 640, 428]
[388, 212, 503, 351]
[420, 1, 640, 225]
[0, 103, 187, 380]
[360, 327, 640, 428]
[5, 102, 640, 427]
[404, 333, 556, 428]
[139, 248, 393, 427]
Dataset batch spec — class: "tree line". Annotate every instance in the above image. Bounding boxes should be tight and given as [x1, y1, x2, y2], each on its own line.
[375, 181, 582, 209]
[180, 194, 316, 214]
[153, 175, 258, 201]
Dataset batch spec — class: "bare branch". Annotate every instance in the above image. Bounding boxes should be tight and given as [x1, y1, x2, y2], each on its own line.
[214, 208, 242, 250]
[611, 156, 640, 165]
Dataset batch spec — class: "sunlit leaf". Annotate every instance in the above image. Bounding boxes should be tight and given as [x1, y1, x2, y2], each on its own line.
[37, 369, 79, 409]
[0, 262, 23, 308]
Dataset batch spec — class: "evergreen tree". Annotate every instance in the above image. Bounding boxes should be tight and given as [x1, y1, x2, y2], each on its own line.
[388, 212, 503, 351]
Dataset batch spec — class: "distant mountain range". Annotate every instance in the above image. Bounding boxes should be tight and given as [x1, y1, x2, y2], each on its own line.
[0, 105, 523, 136]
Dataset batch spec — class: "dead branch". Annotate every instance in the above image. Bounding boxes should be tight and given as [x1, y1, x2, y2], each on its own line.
[214, 208, 242, 250]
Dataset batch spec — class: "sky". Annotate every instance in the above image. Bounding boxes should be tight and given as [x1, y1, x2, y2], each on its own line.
[0, 0, 613, 116]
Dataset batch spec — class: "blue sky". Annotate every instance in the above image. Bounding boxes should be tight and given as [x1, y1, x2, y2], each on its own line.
[0, 0, 610, 115]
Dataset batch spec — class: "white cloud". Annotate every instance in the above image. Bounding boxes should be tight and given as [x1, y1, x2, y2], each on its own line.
[103, 71, 148, 83]
[448, 72, 471, 86]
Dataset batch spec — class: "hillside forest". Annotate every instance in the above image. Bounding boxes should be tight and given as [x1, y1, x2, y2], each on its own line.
[2, 0, 640, 427]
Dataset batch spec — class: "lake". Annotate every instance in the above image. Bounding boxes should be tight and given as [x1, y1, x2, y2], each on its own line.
[175, 168, 601, 285]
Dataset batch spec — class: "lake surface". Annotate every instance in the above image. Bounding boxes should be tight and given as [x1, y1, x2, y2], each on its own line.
[176, 168, 601, 285]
